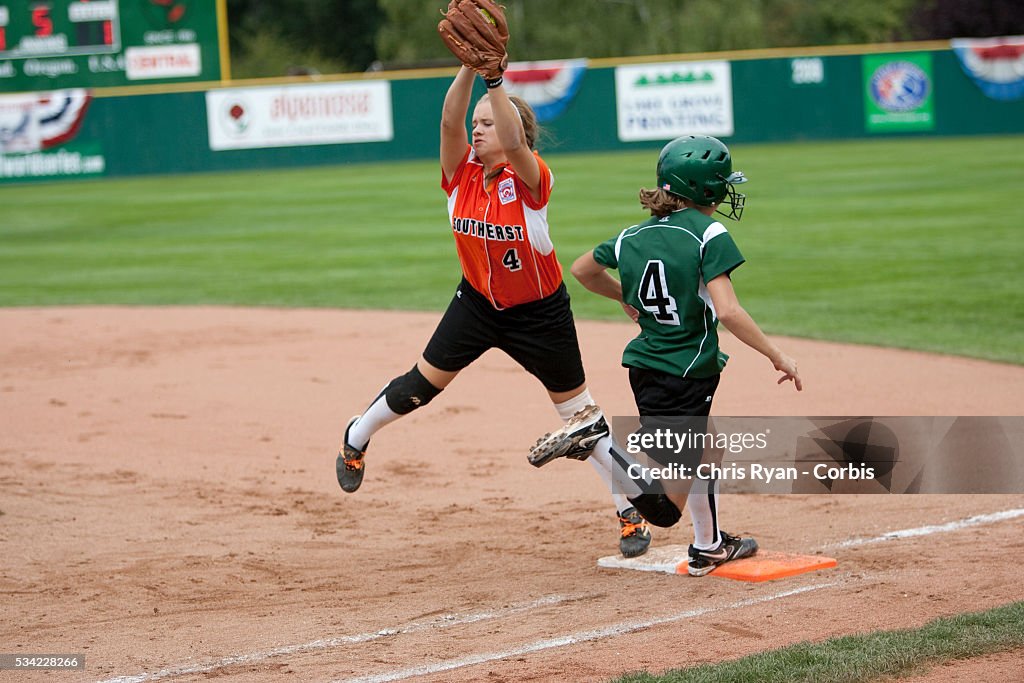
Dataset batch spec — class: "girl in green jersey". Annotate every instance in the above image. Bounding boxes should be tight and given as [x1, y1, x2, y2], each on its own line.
[569, 135, 801, 575]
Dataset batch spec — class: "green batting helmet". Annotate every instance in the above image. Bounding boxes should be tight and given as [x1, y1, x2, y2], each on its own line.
[656, 135, 748, 220]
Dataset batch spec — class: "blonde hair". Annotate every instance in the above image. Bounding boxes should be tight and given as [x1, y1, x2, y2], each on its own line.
[639, 187, 690, 217]
[479, 93, 540, 150]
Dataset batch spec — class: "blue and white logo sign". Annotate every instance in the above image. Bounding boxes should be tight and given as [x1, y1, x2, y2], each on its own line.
[870, 61, 930, 112]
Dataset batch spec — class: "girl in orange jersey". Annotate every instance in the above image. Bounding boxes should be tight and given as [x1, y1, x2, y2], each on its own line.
[336, 67, 652, 558]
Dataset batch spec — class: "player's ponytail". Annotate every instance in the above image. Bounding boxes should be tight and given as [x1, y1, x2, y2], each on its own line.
[639, 187, 689, 217]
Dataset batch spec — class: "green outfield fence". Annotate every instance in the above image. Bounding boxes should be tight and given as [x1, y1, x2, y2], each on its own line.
[2, 40, 1023, 183]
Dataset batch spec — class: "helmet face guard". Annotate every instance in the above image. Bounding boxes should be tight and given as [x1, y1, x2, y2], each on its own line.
[715, 171, 747, 221]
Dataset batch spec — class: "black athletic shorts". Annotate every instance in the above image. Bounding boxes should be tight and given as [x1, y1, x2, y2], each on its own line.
[628, 368, 720, 417]
[422, 278, 586, 393]
[628, 368, 721, 474]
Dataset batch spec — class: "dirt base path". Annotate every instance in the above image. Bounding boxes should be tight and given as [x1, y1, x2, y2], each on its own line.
[1, 307, 1022, 682]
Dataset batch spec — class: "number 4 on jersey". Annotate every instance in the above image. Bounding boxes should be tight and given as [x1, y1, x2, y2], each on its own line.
[639, 260, 680, 325]
[502, 248, 522, 272]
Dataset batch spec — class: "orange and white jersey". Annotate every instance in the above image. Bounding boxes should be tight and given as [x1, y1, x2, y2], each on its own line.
[441, 145, 563, 309]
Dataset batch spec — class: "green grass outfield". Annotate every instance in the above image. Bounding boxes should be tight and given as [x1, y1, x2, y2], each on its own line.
[612, 600, 1024, 683]
[2, 135, 1022, 364]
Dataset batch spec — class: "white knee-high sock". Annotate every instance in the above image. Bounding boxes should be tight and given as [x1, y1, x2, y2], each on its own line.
[346, 391, 401, 451]
[552, 389, 594, 421]
[588, 437, 633, 514]
[688, 479, 722, 550]
[552, 391, 633, 514]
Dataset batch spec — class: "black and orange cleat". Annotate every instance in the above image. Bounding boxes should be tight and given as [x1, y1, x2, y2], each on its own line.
[336, 415, 368, 493]
[618, 506, 652, 558]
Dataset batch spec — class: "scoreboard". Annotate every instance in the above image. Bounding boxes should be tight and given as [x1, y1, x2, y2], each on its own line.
[0, 0, 225, 92]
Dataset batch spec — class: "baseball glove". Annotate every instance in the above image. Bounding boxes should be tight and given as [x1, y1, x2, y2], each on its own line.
[438, 0, 509, 82]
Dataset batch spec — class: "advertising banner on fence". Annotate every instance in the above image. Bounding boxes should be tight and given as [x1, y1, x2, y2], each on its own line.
[0, 88, 105, 181]
[863, 53, 935, 133]
[206, 81, 394, 151]
[614, 61, 733, 142]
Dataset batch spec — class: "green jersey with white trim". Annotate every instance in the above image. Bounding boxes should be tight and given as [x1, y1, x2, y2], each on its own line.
[593, 208, 744, 378]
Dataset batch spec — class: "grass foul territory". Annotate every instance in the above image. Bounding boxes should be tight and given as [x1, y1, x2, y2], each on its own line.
[2, 135, 1022, 364]
[611, 600, 1024, 683]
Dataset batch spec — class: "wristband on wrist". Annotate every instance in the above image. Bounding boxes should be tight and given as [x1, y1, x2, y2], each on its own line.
[484, 75, 503, 89]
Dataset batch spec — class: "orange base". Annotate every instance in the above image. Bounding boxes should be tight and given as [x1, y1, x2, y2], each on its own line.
[597, 546, 837, 582]
[696, 550, 837, 582]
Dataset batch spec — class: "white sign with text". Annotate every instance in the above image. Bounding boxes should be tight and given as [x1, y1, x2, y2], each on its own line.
[125, 44, 201, 80]
[206, 81, 394, 151]
[615, 61, 734, 141]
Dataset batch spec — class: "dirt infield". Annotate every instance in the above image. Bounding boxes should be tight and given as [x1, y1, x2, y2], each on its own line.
[2, 306, 1022, 682]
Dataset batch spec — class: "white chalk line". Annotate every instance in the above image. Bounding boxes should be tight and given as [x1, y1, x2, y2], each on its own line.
[335, 505, 1024, 683]
[93, 593, 586, 683]
[95, 506, 1024, 683]
[824, 507, 1024, 549]
[332, 583, 836, 683]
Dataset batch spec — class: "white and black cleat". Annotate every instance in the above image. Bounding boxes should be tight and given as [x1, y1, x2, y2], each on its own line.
[528, 404, 609, 467]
